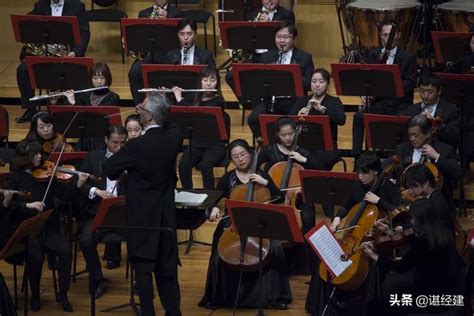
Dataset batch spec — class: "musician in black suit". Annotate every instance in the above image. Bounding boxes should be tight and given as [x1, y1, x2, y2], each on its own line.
[102, 93, 183, 316]
[128, 18, 215, 105]
[16, 0, 90, 123]
[245, 22, 314, 140]
[76, 126, 127, 299]
[247, 0, 295, 22]
[392, 115, 463, 204]
[352, 22, 418, 161]
[138, 0, 182, 18]
[407, 73, 459, 148]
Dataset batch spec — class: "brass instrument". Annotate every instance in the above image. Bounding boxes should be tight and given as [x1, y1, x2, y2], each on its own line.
[254, 9, 269, 22]
[23, 43, 69, 57]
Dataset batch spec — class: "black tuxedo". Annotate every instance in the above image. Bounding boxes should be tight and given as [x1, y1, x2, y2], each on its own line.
[138, 4, 182, 18]
[17, 0, 91, 111]
[247, 5, 295, 22]
[79, 149, 124, 283]
[407, 98, 460, 147]
[102, 123, 183, 315]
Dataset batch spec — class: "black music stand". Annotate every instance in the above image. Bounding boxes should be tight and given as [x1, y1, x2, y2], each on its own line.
[219, 21, 281, 51]
[175, 189, 223, 254]
[432, 31, 472, 65]
[121, 18, 181, 62]
[225, 200, 303, 316]
[11, 15, 81, 55]
[142, 64, 205, 89]
[49, 106, 122, 149]
[0, 210, 53, 316]
[363, 114, 410, 152]
[169, 106, 228, 164]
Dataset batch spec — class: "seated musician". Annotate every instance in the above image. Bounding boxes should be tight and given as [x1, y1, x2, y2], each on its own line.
[362, 198, 466, 316]
[199, 139, 292, 310]
[407, 73, 459, 148]
[243, 22, 315, 140]
[139, 0, 182, 19]
[391, 114, 463, 206]
[290, 68, 346, 170]
[16, 0, 90, 123]
[25, 112, 74, 155]
[125, 114, 143, 140]
[5, 139, 73, 312]
[352, 21, 418, 162]
[128, 18, 215, 105]
[64, 62, 120, 106]
[75, 126, 128, 299]
[172, 66, 230, 190]
[247, 0, 295, 23]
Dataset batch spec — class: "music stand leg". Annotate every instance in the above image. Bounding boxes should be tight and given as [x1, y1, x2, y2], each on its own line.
[257, 223, 265, 316]
[23, 240, 29, 316]
[14, 264, 18, 310]
[178, 229, 212, 255]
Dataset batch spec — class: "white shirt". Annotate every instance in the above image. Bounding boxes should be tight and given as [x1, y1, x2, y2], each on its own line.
[88, 149, 118, 199]
[262, 6, 276, 21]
[50, 0, 65, 16]
[144, 124, 161, 133]
[279, 49, 293, 64]
[421, 98, 439, 117]
[381, 46, 398, 65]
[181, 45, 195, 65]
[412, 148, 423, 163]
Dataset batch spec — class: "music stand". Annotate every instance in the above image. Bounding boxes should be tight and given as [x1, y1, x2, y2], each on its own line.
[259, 114, 334, 150]
[11, 15, 81, 53]
[219, 21, 281, 51]
[169, 105, 228, 164]
[49, 105, 122, 148]
[121, 18, 181, 62]
[0, 210, 53, 316]
[142, 64, 205, 89]
[225, 200, 303, 316]
[25, 57, 93, 92]
[431, 31, 472, 64]
[363, 114, 410, 152]
[175, 189, 223, 254]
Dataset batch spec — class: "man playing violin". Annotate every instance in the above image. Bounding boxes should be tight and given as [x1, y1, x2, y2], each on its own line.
[4, 139, 73, 312]
[407, 73, 459, 148]
[247, 0, 295, 23]
[75, 126, 127, 299]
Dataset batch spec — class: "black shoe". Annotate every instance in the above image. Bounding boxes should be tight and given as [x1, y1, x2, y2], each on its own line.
[270, 302, 288, 310]
[15, 109, 36, 123]
[94, 280, 107, 299]
[59, 292, 74, 312]
[106, 260, 120, 270]
[30, 295, 40, 312]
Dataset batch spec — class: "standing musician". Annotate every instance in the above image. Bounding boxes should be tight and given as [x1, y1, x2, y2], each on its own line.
[26, 112, 74, 155]
[199, 139, 292, 310]
[63, 62, 120, 106]
[172, 66, 230, 190]
[16, 0, 90, 123]
[75, 126, 128, 299]
[244, 22, 315, 140]
[352, 21, 418, 162]
[290, 68, 346, 170]
[390, 114, 463, 206]
[102, 93, 183, 316]
[247, 0, 295, 23]
[128, 18, 215, 105]
[5, 139, 73, 312]
[407, 73, 459, 148]
[139, 0, 182, 19]
[362, 198, 466, 316]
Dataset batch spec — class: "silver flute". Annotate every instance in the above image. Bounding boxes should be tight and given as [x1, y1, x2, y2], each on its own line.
[29, 86, 109, 101]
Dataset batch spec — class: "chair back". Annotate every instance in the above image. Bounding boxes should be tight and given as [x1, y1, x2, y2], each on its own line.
[0, 106, 9, 141]
[92, 0, 117, 9]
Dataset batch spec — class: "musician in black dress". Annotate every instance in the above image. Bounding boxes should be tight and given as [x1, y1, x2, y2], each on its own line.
[199, 139, 291, 310]
[290, 68, 346, 170]
[64, 62, 120, 106]
[5, 139, 73, 312]
[172, 66, 230, 190]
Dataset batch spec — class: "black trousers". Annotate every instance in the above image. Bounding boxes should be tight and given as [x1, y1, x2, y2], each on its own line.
[79, 217, 122, 283]
[27, 231, 72, 296]
[178, 143, 226, 190]
[16, 61, 35, 111]
[248, 99, 294, 138]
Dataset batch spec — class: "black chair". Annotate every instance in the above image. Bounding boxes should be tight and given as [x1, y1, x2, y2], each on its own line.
[181, 10, 217, 57]
[86, 0, 128, 64]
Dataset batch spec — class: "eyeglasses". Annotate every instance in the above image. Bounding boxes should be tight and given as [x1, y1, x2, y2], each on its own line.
[231, 151, 249, 160]
[275, 34, 293, 40]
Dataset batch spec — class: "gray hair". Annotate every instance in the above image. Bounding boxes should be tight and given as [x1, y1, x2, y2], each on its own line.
[145, 92, 170, 125]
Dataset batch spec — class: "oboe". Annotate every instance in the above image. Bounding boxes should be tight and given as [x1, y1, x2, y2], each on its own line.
[29, 86, 109, 102]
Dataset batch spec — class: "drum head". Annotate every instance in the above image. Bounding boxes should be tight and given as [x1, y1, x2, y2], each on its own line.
[438, 2, 474, 13]
[347, 0, 420, 11]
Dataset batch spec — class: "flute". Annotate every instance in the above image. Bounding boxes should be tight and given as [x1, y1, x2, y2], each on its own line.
[138, 88, 217, 93]
[29, 86, 109, 101]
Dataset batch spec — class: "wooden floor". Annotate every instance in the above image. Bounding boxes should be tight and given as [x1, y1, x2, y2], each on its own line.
[1, 50, 474, 315]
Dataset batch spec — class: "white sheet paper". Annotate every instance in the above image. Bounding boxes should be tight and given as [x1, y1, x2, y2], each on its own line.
[175, 190, 208, 206]
[308, 224, 352, 277]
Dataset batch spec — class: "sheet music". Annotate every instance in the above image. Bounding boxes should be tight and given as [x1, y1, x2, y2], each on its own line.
[175, 190, 208, 206]
[307, 223, 352, 277]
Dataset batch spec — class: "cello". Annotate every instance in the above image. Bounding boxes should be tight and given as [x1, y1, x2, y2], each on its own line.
[217, 146, 272, 270]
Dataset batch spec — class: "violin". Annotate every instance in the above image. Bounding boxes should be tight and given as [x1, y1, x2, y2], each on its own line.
[43, 133, 74, 155]
[217, 147, 272, 270]
[32, 160, 101, 182]
[373, 205, 414, 254]
[0, 188, 32, 200]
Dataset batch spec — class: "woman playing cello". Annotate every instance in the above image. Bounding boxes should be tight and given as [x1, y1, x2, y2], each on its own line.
[199, 139, 292, 310]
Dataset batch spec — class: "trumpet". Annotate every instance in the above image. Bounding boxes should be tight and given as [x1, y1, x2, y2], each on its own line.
[29, 86, 109, 102]
[139, 88, 217, 93]
[150, 4, 166, 19]
[254, 9, 269, 22]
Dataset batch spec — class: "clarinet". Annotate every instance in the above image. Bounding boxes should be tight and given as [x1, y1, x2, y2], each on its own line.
[182, 45, 189, 65]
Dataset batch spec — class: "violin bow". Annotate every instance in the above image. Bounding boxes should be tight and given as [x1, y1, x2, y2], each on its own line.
[41, 143, 67, 204]
[46, 111, 80, 161]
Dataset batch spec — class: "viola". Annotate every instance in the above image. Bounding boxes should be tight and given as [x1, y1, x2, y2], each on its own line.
[32, 160, 101, 182]
[43, 133, 74, 155]
[374, 205, 414, 254]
